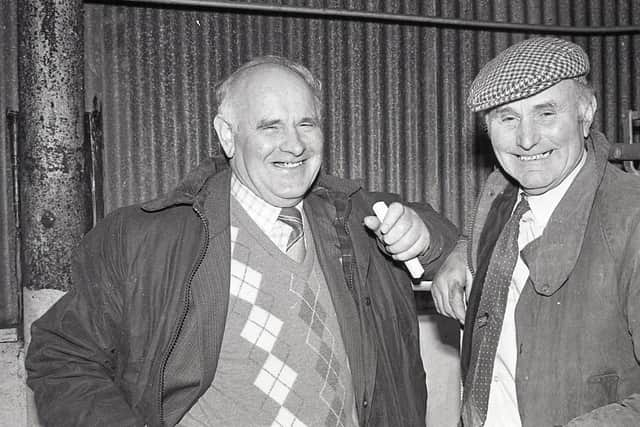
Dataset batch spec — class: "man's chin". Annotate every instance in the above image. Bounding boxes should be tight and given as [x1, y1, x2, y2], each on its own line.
[518, 180, 554, 196]
[267, 189, 310, 207]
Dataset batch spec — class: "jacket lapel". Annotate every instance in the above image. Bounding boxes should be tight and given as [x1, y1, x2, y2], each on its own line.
[521, 143, 605, 296]
[462, 183, 517, 378]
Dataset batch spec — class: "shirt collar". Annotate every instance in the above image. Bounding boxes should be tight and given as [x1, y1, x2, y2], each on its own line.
[519, 148, 587, 229]
[230, 173, 303, 227]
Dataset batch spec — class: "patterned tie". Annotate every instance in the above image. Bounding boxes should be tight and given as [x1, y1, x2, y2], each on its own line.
[278, 207, 305, 261]
[466, 196, 530, 422]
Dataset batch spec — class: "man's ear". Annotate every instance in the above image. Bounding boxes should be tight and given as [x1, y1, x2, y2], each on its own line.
[214, 115, 235, 158]
[581, 95, 597, 138]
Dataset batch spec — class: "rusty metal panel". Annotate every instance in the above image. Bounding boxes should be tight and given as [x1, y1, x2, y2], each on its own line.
[83, 0, 640, 233]
[0, 0, 19, 328]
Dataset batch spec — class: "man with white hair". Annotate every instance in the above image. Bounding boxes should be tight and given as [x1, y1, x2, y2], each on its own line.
[432, 37, 640, 426]
[26, 55, 457, 426]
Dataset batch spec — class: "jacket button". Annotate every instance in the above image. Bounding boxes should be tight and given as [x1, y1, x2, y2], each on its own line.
[477, 312, 490, 327]
[364, 296, 372, 306]
[363, 399, 368, 408]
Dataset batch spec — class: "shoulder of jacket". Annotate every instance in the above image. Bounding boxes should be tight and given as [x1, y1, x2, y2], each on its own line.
[593, 166, 640, 253]
[85, 203, 199, 250]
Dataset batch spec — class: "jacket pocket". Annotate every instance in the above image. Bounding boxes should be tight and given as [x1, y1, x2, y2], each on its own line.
[586, 372, 619, 408]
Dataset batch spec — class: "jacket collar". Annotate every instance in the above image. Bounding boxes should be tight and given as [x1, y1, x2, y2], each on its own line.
[141, 156, 362, 212]
[472, 131, 610, 295]
[141, 156, 229, 212]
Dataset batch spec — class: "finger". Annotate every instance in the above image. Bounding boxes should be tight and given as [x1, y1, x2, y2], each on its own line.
[432, 279, 455, 318]
[387, 223, 430, 260]
[381, 215, 412, 246]
[440, 286, 456, 319]
[383, 222, 418, 255]
[388, 235, 423, 261]
[450, 286, 467, 324]
[363, 215, 382, 233]
[378, 202, 405, 235]
[431, 283, 446, 315]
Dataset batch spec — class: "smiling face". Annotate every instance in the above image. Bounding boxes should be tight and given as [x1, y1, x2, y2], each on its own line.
[485, 79, 596, 196]
[214, 64, 324, 207]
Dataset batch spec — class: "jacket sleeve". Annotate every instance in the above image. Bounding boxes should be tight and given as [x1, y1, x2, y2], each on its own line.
[565, 219, 640, 426]
[25, 209, 145, 427]
[408, 201, 458, 279]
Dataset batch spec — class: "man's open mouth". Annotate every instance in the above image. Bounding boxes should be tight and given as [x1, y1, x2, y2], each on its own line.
[518, 150, 552, 161]
[274, 160, 304, 168]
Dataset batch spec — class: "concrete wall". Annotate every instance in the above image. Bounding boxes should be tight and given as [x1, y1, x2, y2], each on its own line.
[420, 314, 462, 426]
[0, 342, 28, 427]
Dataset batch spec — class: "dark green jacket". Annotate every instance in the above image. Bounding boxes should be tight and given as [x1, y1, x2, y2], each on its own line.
[26, 158, 456, 427]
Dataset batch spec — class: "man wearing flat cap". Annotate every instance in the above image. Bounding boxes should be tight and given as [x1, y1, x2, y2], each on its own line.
[432, 37, 640, 426]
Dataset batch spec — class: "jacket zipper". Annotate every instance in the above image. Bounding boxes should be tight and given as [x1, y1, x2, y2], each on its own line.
[156, 205, 209, 426]
[341, 204, 368, 425]
[343, 221, 354, 291]
[465, 205, 478, 277]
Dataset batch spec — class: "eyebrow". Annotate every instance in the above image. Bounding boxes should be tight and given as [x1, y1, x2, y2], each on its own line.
[256, 118, 282, 128]
[299, 116, 319, 124]
[493, 101, 559, 116]
[531, 101, 558, 110]
[493, 106, 518, 116]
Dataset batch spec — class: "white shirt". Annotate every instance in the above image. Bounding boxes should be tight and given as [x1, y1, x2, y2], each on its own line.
[484, 151, 587, 426]
[230, 173, 304, 253]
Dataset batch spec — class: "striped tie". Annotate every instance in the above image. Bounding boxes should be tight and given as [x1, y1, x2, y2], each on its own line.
[278, 207, 305, 261]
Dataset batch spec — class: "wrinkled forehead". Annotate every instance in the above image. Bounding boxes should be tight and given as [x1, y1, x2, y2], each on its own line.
[227, 64, 320, 117]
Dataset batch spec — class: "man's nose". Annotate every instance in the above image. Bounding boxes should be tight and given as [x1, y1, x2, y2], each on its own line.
[516, 119, 536, 150]
[280, 127, 305, 155]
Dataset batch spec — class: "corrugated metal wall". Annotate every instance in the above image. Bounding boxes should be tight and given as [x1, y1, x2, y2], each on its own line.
[1, 0, 640, 326]
[83, 0, 640, 228]
[0, 1, 19, 329]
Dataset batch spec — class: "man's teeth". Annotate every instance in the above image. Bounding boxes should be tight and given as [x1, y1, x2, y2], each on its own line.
[277, 161, 303, 168]
[519, 151, 551, 161]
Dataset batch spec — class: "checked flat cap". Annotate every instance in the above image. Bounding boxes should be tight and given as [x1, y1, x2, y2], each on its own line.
[467, 37, 590, 112]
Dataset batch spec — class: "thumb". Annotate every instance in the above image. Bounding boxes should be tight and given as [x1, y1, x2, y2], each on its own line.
[363, 215, 381, 232]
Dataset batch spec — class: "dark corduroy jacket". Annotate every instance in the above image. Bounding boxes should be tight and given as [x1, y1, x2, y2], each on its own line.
[462, 132, 640, 427]
[26, 158, 457, 427]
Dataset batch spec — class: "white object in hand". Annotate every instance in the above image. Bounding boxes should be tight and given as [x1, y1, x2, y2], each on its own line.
[372, 201, 425, 280]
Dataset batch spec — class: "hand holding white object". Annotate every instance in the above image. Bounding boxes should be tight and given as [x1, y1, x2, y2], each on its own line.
[362, 201, 428, 280]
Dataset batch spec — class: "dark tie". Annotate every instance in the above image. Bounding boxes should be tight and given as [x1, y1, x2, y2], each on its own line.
[466, 196, 530, 422]
[278, 207, 305, 261]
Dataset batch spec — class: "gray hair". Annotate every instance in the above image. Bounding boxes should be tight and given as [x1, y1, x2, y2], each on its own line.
[572, 76, 596, 123]
[215, 55, 323, 120]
